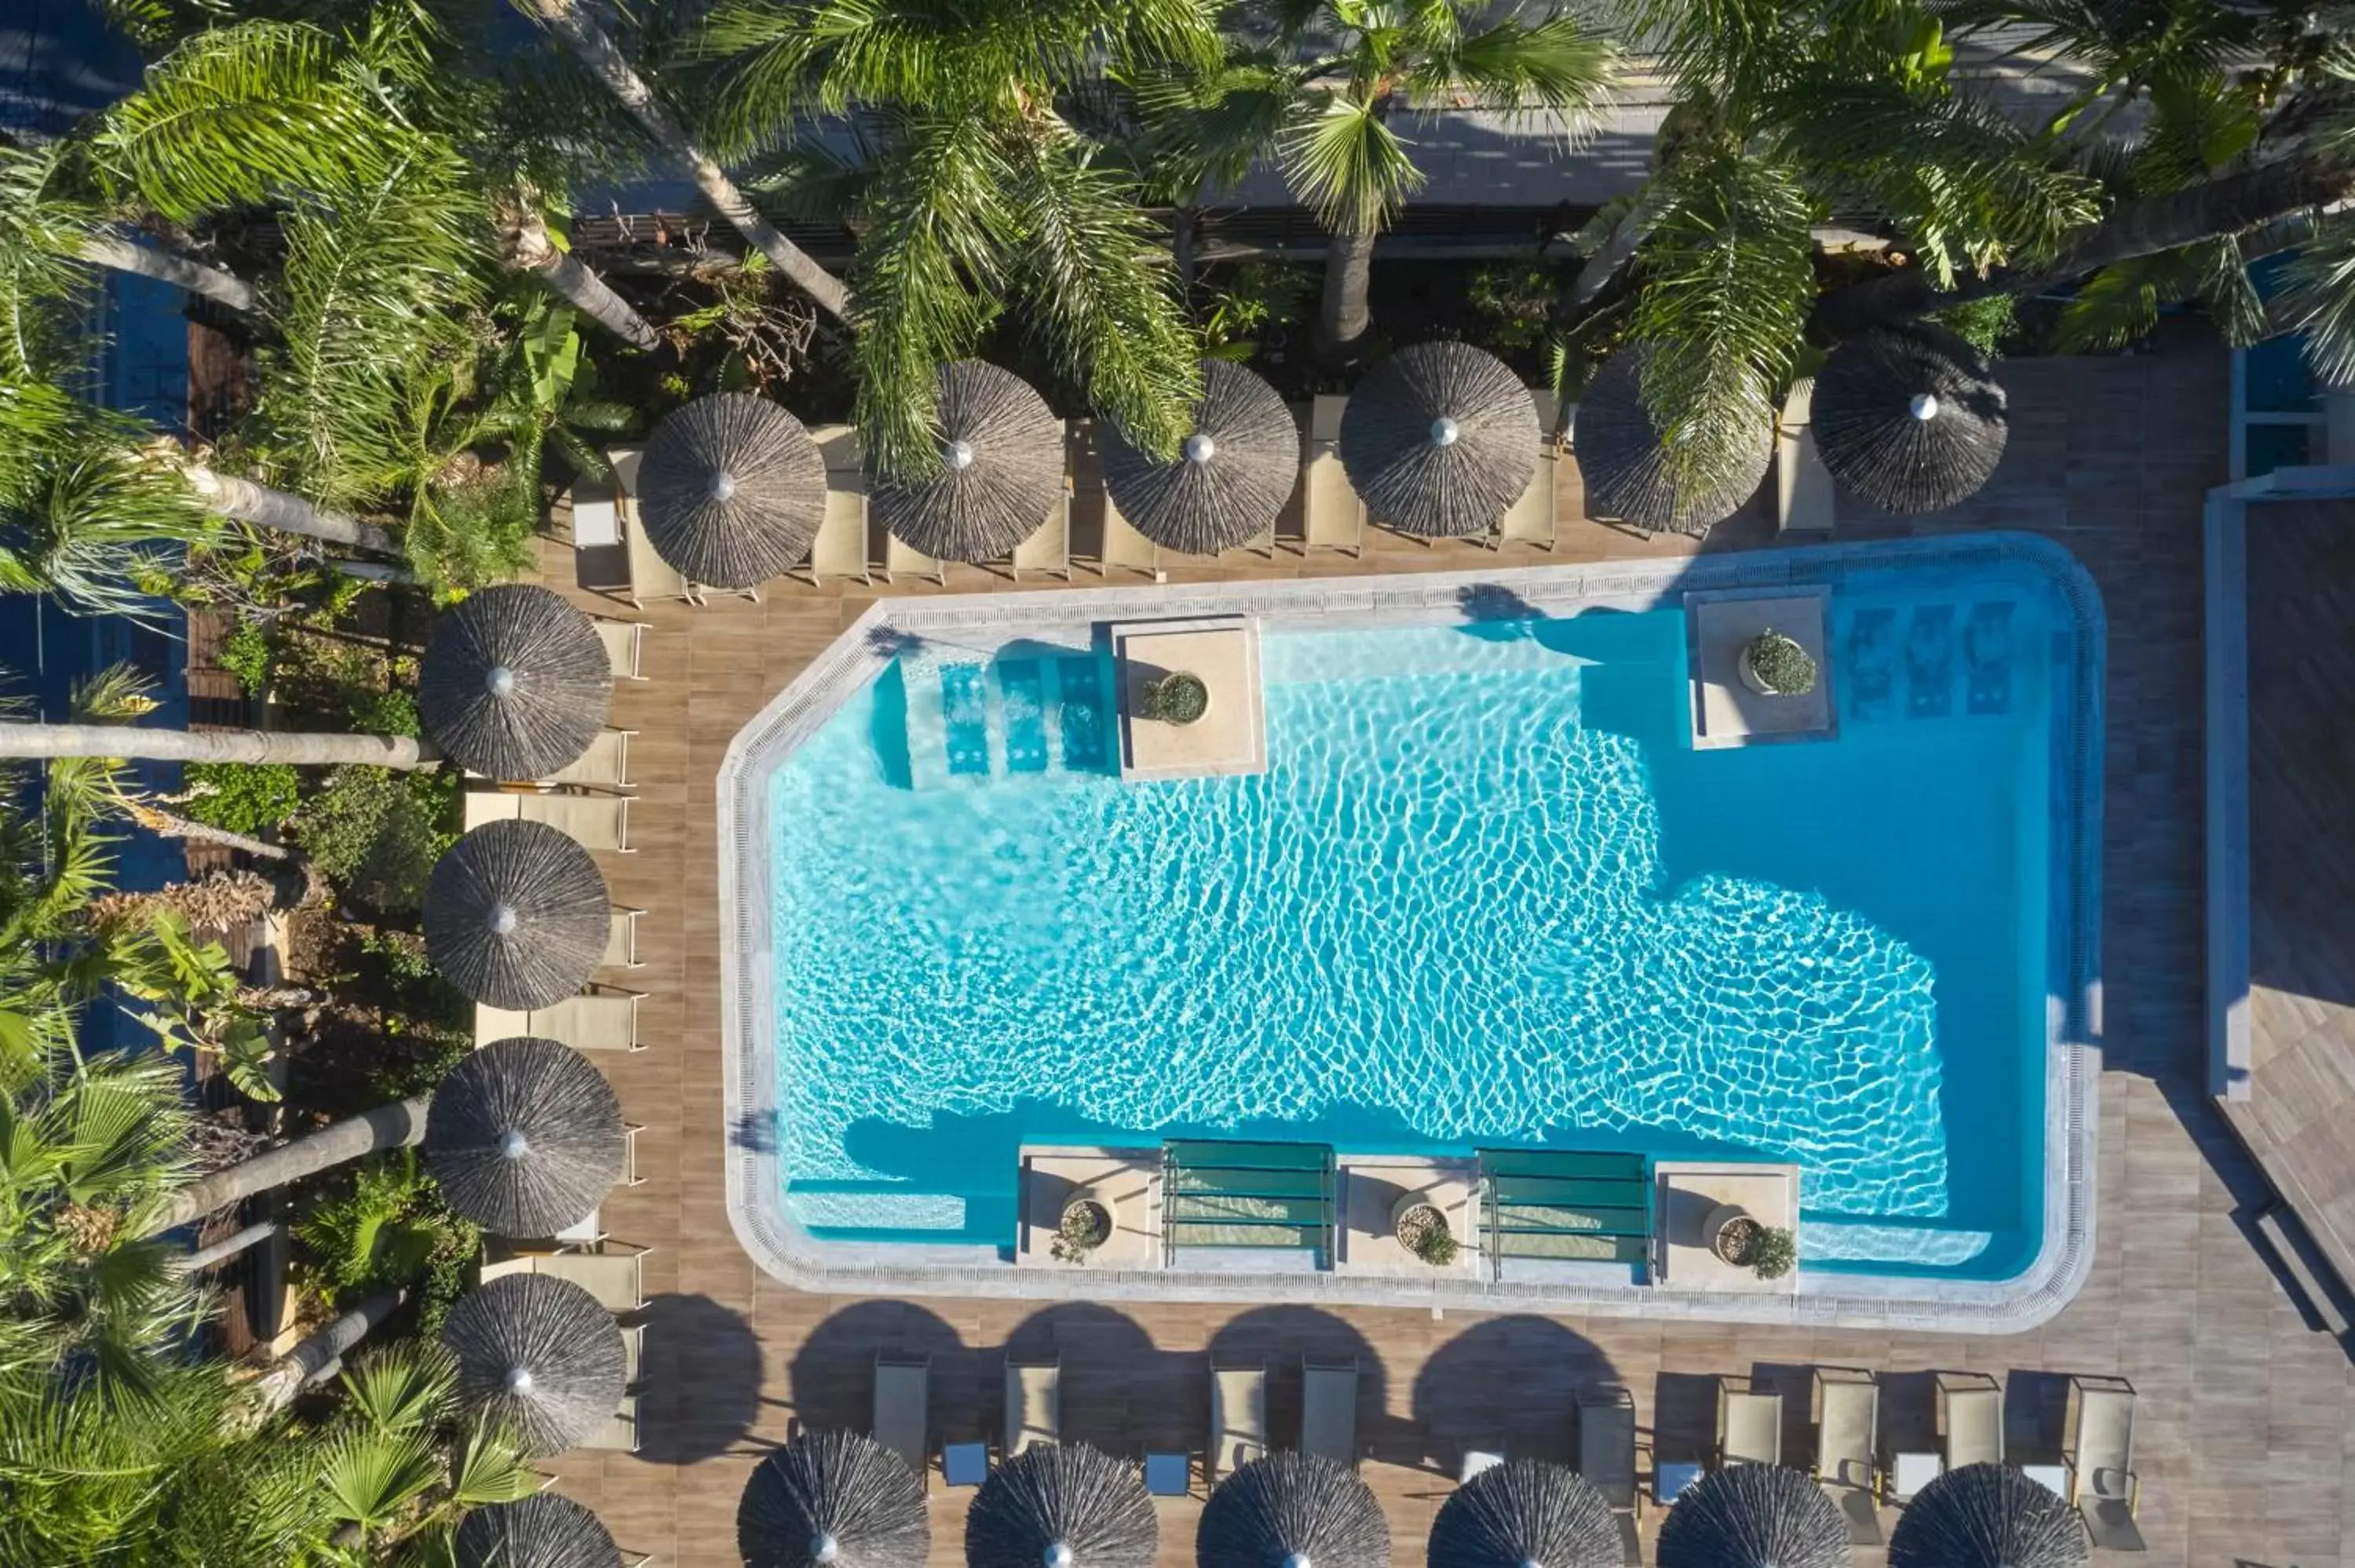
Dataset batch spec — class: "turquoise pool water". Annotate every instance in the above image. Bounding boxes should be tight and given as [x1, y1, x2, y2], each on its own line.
[767, 561, 2075, 1280]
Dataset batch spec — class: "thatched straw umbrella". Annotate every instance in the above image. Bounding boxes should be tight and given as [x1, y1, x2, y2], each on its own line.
[425, 1036, 624, 1236]
[1887, 1464, 2086, 1568]
[1338, 342, 1539, 538]
[969, 1442, 1158, 1568]
[1813, 326, 2008, 514]
[424, 819, 610, 1009]
[639, 392, 827, 587]
[1100, 362, 1298, 554]
[1655, 1466, 1849, 1568]
[441, 1272, 626, 1457]
[1428, 1460, 1621, 1568]
[741, 1430, 932, 1568]
[1199, 1452, 1390, 1568]
[867, 362, 1064, 563]
[455, 1493, 623, 1568]
[418, 583, 612, 780]
[1572, 350, 1774, 535]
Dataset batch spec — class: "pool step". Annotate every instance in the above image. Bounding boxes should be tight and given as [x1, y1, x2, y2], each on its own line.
[904, 653, 1112, 789]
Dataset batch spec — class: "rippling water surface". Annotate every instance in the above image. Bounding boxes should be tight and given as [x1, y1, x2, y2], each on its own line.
[769, 574, 2061, 1278]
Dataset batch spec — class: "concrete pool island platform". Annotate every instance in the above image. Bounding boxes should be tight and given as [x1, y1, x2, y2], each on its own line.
[717, 536, 2104, 1333]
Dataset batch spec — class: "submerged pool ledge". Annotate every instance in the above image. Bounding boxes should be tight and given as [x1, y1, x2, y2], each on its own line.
[717, 534, 2105, 1333]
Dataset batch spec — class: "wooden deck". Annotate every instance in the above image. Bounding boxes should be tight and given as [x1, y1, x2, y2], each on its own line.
[529, 331, 2355, 1568]
[2224, 500, 2355, 1299]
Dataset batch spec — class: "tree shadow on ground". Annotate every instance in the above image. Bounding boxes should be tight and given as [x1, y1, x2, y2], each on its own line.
[635, 1294, 765, 1464]
[1411, 1314, 1619, 1477]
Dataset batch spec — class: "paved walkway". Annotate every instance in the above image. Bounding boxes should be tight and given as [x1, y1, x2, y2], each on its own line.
[531, 330, 2355, 1568]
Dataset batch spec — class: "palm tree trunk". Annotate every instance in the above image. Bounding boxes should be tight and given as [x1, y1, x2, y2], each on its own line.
[175, 459, 399, 556]
[176, 1220, 279, 1272]
[498, 202, 664, 352]
[246, 1289, 407, 1415]
[524, 0, 853, 323]
[76, 233, 256, 314]
[122, 802, 293, 861]
[1812, 150, 2355, 338]
[0, 724, 434, 769]
[1319, 225, 1378, 364]
[140, 1096, 431, 1239]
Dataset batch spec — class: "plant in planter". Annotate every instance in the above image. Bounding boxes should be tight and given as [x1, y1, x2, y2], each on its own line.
[1740, 629, 1818, 697]
[1749, 1225, 1797, 1282]
[1707, 1205, 1761, 1267]
[1052, 1191, 1112, 1264]
[1393, 1194, 1459, 1267]
[1142, 671, 1210, 725]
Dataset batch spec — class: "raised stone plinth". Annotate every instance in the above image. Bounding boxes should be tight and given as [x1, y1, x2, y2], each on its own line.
[1687, 589, 1833, 748]
[1655, 1161, 1800, 1293]
[1113, 616, 1267, 781]
[1334, 1154, 1481, 1277]
[1017, 1146, 1162, 1270]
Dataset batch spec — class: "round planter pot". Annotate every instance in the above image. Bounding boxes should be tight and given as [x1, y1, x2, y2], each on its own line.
[1058, 1191, 1111, 1255]
[1391, 1191, 1453, 1263]
[1738, 650, 1773, 696]
[1704, 1202, 1755, 1265]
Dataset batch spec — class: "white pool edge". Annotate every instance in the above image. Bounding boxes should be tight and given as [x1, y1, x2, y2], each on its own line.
[717, 534, 2105, 1333]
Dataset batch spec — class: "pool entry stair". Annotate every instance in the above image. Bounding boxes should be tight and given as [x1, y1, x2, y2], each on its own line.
[903, 652, 1113, 789]
[1161, 1140, 1336, 1264]
[1478, 1149, 1652, 1266]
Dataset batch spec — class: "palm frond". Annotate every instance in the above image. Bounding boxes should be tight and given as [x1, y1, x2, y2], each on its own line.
[341, 1342, 460, 1433]
[1628, 141, 1816, 496]
[1410, 12, 1617, 139]
[1281, 93, 1425, 237]
[2278, 215, 2355, 385]
[1007, 133, 1201, 459]
[2056, 235, 2261, 351]
[95, 20, 400, 223]
[1126, 57, 1304, 202]
[1770, 74, 2104, 283]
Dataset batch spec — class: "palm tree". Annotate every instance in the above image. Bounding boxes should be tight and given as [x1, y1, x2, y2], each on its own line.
[0, 143, 257, 326]
[138, 1096, 433, 1242]
[493, 189, 664, 352]
[688, 0, 1218, 474]
[1141, 1, 1616, 361]
[519, 0, 854, 322]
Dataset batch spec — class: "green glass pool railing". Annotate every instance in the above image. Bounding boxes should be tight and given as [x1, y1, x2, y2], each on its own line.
[1163, 1140, 1336, 1261]
[1479, 1149, 1652, 1271]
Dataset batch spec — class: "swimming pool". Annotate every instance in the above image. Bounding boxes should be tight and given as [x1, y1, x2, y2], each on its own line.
[721, 538, 2101, 1325]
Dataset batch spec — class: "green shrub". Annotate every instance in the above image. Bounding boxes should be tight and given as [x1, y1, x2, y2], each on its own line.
[217, 622, 274, 694]
[1143, 672, 1210, 725]
[1929, 294, 2018, 359]
[181, 762, 301, 836]
[349, 687, 421, 738]
[1751, 1225, 1798, 1280]
[1469, 264, 1564, 352]
[1743, 630, 1818, 696]
[294, 766, 458, 914]
[294, 1150, 480, 1330]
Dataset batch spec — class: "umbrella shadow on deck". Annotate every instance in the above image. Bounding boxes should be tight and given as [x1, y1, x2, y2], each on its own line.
[1410, 1314, 1619, 1478]
[635, 1293, 766, 1464]
[787, 1300, 986, 1446]
[1208, 1306, 1393, 1468]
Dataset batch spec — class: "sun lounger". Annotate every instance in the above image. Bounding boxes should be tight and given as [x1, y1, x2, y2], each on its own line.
[1005, 1357, 1061, 1457]
[1011, 428, 1075, 580]
[554, 1206, 604, 1248]
[462, 789, 633, 851]
[622, 1122, 644, 1187]
[1937, 1373, 2003, 1469]
[1210, 1362, 1269, 1482]
[805, 425, 875, 584]
[875, 1355, 931, 1480]
[1302, 1357, 1359, 1468]
[1576, 1387, 1642, 1567]
[613, 446, 699, 608]
[482, 1245, 648, 1311]
[603, 906, 643, 971]
[1776, 377, 1836, 534]
[1303, 395, 1364, 556]
[883, 528, 946, 584]
[1497, 388, 1561, 551]
[593, 617, 647, 680]
[546, 728, 633, 792]
[620, 1322, 644, 1387]
[1813, 1368, 1881, 1544]
[2065, 1375, 2144, 1552]
[583, 1393, 641, 1452]
[1718, 1377, 1783, 1467]
[475, 987, 644, 1052]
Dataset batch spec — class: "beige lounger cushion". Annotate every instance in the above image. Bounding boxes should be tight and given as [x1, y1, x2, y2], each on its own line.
[603, 908, 641, 970]
[1302, 1360, 1358, 1467]
[1721, 1390, 1783, 1466]
[1776, 377, 1837, 533]
[874, 1358, 929, 1479]
[493, 1249, 644, 1312]
[1006, 1362, 1061, 1457]
[1941, 1384, 2003, 1468]
[475, 991, 641, 1052]
[546, 728, 632, 791]
[1814, 1375, 1877, 1489]
[1500, 451, 1558, 547]
[462, 789, 632, 851]
[1210, 1365, 1269, 1481]
[593, 618, 644, 680]
[613, 447, 693, 604]
[1304, 396, 1364, 552]
[586, 1393, 640, 1452]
